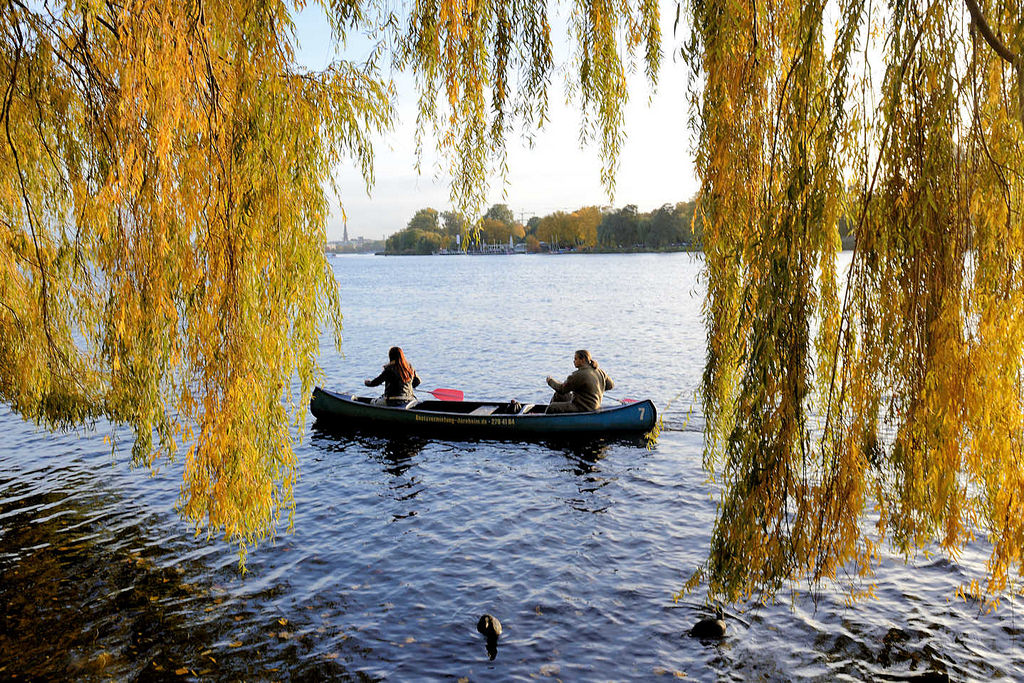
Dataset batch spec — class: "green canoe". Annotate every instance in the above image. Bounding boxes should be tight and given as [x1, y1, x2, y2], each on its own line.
[310, 387, 657, 440]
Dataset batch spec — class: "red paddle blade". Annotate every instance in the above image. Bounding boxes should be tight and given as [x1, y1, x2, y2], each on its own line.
[620, 398, 637, 404]
[429, 388, 464, 401]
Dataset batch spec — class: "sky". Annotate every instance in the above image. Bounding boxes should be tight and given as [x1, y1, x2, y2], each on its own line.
[293, 3, 699, 242]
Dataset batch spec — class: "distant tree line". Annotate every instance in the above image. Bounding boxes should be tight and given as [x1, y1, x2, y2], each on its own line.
[384, 200, 703, 254]
[384, 204, 526, 254]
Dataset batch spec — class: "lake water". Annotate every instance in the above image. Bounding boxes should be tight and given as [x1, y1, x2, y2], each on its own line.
[1, 253, 1022, 680]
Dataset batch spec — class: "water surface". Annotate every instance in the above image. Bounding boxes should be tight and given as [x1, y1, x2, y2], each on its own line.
[1, 253, 1021, 680]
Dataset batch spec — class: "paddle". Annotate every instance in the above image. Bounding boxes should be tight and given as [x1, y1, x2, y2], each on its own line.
[604, 395, 637, 405]
[428, 388, 464, 401]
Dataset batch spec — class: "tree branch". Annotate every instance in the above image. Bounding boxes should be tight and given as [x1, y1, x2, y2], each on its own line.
[964, 0, 1019, 67]
[964, 0, 1024, 123]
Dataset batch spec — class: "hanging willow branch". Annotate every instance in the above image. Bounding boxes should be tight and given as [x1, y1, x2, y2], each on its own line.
[964, 0, 1024, 122]
[0, 0, 661, 566]
[687, 0, 1024, 605]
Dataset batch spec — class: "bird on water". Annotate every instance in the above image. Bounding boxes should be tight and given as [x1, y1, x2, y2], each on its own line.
[689, 608, 726, 640]
[477, 614, 502, 639]
[477, 614, 502, 660]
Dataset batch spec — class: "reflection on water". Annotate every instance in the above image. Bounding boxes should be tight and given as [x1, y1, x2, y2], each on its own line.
[311, 425, 427, 478]
[0, 484, 366, 680]
[3, 254, 1023, 680]
[553, 438, 611, 467]
[380, 436, 429, 470]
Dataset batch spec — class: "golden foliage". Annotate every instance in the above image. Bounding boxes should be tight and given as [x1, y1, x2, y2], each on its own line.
[0, 1, 392, 558]
[401, 0, 660, 214]
[688, 0, 1024, 603]
[0, 0, 660, 563]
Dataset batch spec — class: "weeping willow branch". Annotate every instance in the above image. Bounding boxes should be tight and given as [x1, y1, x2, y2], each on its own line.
[964, 0, 1023, 123]
[0, 0, 662, 568]
[687, 0, 1024, 606]
[964, 0, 1018, 66]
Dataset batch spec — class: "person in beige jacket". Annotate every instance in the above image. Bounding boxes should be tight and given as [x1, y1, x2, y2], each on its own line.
[545, 350, 615, 413]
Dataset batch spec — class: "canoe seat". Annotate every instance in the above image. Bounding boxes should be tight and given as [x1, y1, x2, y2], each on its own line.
[381, 398, 417, 408]
[470, 406, 498, 416]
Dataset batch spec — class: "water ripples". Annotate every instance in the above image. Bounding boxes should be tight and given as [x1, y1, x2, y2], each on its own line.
[2, 254, 1023, 680]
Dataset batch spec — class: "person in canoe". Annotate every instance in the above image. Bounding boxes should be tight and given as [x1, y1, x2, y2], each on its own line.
[545, 349, 615, 413]
[365, 346, 422, 406]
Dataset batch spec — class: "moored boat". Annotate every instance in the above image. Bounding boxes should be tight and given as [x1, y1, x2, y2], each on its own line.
[309, 387, 657, 439]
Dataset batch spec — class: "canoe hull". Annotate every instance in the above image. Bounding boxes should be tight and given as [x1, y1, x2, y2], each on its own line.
[310, 387, 657, 440]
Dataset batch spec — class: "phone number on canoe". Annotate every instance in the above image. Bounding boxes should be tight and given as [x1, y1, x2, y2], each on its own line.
[414, 415, 514, 426]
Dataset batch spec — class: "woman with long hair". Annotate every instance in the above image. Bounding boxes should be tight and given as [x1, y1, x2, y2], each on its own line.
[365, 346, 422, 406]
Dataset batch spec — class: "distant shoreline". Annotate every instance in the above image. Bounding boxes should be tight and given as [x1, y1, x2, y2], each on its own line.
[375, 245, 701, 256]
[350, 234, 857, 257]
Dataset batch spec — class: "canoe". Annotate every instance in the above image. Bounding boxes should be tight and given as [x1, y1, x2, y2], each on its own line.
[309, 387, 657, 439]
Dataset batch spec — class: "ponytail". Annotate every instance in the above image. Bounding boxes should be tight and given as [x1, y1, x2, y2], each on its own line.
[575, 349, 598, 369]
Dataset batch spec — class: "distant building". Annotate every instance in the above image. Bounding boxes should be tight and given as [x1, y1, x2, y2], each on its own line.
[324, 236, 384, 254]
